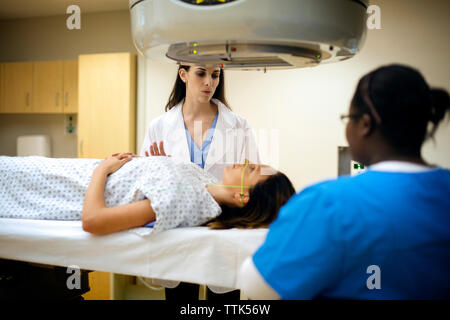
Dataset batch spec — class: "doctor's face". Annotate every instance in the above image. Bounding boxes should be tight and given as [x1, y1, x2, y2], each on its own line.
[180, 66, 221, 104]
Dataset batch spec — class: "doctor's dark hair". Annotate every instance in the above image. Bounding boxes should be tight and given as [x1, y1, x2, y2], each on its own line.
[165, 65, 231, 111]
[351, 64, 450, 155]
[206, 171, 296, 230]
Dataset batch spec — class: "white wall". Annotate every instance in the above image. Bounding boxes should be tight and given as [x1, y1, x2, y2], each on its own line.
[0, 10, 136, 62]
[139, 0, 450, 191]
[0, 114, 78, 158]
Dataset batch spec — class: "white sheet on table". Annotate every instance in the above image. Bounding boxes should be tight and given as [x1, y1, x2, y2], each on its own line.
[0, 218, 267, 291]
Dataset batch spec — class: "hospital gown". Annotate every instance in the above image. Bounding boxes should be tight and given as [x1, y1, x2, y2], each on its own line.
[0, 156, 221, 233]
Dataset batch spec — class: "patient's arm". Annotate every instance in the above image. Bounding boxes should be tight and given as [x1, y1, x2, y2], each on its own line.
[82, 154, 156, 235]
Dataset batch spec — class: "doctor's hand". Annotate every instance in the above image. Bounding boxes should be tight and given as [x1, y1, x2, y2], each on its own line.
[96, 153, 135, 175]
[145, 141, 171, 157]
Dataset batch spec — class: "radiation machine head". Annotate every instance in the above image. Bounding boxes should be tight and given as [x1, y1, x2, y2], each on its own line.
[129, 0, 369, 70]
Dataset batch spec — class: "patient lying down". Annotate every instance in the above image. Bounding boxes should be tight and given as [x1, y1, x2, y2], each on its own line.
[0, 153, 295, 235]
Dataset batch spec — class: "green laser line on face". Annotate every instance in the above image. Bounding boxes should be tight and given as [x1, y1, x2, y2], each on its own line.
[153, 161, 254, 206]
[207, 161, 251, 206]
[211, 184, 251, 188]
[207, 160, 251, 190]
[240, 159, 249, 206]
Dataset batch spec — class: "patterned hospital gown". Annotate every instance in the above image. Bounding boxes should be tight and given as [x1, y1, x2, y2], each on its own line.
[0, 156, 221, 233]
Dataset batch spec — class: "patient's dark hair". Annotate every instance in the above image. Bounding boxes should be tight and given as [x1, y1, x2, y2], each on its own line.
[206, 171, 296, 229]
[352, 64, 450, 155]
[165, 65, 230, 111]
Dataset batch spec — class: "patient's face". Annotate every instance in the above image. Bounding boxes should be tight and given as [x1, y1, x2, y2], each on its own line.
[222, 163, 276, 188]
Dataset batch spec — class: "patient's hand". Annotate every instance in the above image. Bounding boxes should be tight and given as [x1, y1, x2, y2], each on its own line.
[111, 152, 138, 157]
[97, 153, 134, 175]
[145, 141, 171, 157]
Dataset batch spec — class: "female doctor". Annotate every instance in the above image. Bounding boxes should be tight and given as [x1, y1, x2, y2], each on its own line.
[140, 64, 260, 180]
[140, 64, 260, 299]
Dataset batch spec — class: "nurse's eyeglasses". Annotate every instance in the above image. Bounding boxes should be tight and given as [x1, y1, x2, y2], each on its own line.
[341, 73, 383, 126]
[340, 113, 363, 124]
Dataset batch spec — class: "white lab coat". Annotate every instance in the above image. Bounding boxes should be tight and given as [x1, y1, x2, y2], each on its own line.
[140, 99, 260, 180]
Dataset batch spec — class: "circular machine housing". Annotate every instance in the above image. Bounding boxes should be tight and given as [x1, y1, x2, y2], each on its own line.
[130, 0, 368, 70]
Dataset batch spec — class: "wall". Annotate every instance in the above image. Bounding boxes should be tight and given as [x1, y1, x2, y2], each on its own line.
[0, 10, 136, 62]
[0, 10, 137, 157]
[139, 0, 450, 191]
[0, 114, 78, 157]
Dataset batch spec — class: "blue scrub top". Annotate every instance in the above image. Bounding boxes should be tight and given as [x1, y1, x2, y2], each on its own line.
[253, 168, 450, 299]
[184, 112, 219, 169]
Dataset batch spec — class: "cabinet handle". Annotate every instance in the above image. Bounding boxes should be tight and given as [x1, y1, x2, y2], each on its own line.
[56, 93, 59, 106]
[25, 92, 30, 106]
[79, 139, 83, 156]
[65, 92, 68, 106]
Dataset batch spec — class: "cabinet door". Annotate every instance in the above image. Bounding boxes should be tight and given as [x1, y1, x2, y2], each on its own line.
[2, 62, 33, 113]
[78, 53, 136, 300]
[32, 61, 63, 113]
[78, 53, 136, 159]
[63, 60, 78, 114]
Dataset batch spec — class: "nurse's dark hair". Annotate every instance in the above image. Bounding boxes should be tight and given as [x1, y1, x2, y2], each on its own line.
[206, 171, 296, 229]
[165, 65, 231, 111]
[352, 64, 449, 155]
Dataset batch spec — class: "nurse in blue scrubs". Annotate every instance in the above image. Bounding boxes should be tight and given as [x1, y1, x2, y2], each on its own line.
[239, 64, 450, 299]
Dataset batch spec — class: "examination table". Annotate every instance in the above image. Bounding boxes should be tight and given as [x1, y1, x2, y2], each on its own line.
[0, 218, 267, 299]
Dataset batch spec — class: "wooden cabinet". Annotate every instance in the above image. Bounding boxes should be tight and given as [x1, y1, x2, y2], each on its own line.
[78, 53, 136, 300]
[0, 60, 77, 114]
[78, 53, 136, 159]
[1, 62, 33, 113]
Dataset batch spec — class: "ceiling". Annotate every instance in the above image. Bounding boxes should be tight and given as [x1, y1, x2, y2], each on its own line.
[0, 0, 129, 20]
